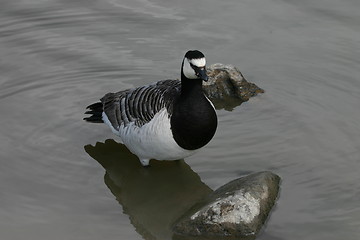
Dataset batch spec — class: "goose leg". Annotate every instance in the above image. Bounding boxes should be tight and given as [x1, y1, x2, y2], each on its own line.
[140, 159, 150, 167]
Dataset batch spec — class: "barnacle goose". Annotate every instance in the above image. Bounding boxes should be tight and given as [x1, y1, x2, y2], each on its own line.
[84, 50, 217, 166]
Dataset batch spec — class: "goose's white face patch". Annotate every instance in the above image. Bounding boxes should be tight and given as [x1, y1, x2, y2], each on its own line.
[190, 58, 206, 68]
[183, 57, 206, 79]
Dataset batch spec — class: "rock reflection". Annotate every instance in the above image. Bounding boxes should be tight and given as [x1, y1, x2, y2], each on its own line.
[84, 139, 212, 240]
[211, 96, 245, 111]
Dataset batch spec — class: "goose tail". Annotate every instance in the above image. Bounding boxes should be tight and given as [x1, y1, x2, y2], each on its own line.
[84, 102, 104, 123]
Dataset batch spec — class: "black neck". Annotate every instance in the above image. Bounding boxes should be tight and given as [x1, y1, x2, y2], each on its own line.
[171, 70, 217, 150]
[180, 68, 204, 96]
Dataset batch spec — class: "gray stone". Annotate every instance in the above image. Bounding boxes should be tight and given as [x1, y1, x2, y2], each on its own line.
[203, 63, 264, 102]
[173, 171, 280, 239]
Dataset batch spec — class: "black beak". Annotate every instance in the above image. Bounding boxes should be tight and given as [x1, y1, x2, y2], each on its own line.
[196, 67, 208, 82]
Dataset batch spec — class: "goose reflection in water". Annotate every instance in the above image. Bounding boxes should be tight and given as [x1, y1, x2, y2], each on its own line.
[84, 139, 212, 240]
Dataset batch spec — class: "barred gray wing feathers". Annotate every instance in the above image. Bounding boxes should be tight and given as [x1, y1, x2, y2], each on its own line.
[101, 80, 181, 130]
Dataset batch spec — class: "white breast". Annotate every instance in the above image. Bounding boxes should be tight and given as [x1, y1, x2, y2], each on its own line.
[103, 108, 197, 161]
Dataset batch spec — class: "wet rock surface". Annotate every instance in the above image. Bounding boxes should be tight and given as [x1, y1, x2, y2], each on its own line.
[204, 63, 264, 101]
[173, 171, 280, 239]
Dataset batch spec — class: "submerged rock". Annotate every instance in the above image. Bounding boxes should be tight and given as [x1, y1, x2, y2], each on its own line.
[203, 64, 264, 110]
[173, 171, 280, 239]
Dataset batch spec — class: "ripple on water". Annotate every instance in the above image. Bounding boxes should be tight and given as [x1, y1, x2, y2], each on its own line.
[1, 0, 360, 239]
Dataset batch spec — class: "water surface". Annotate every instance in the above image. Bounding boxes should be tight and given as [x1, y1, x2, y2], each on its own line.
[1, 0, 360, 239]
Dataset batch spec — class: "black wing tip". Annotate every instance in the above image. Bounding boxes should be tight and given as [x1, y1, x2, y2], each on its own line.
[85, 110, 102, 115]
[83, 116, 103, 123]
[86, 102, 103, 110]
[84, 101, 104, 123]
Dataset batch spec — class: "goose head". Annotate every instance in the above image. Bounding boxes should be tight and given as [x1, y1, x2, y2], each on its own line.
[182, 50, 208, 81]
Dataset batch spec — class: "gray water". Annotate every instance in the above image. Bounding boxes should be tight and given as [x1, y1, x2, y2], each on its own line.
[1, 0, 360, 239]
